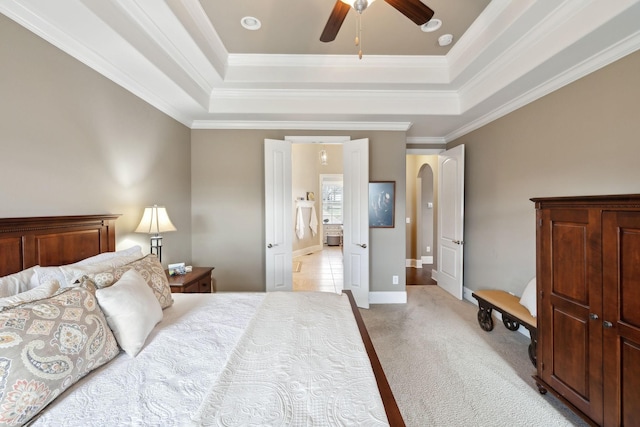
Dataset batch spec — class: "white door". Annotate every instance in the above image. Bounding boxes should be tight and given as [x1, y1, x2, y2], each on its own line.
[437, 144, 465, 299]
[343, 138, 370, 308]
[264, 139, 292, 292]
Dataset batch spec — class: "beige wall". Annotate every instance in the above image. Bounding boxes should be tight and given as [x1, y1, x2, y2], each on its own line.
[0, 15, 192, 267]
[191, 131, 407, 292]
[450, 49, 640, 296]
[10, 9, 638, 300]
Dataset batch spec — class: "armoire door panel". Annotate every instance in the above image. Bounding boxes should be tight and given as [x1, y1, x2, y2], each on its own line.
[621, 339, 640, 426]
[551, 308, 589, 398]
[619, 228, 640, 328]
[550, 222, 589, 304]
[602, 210, 640, 426]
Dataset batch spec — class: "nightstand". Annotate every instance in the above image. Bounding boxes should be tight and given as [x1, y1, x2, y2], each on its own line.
[166, 267, 215, 293]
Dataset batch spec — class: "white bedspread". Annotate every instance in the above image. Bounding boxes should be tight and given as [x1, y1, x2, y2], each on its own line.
[30, 293, 265, 427]
[192, 292, 388, 426]
[29, 292, 388, 427]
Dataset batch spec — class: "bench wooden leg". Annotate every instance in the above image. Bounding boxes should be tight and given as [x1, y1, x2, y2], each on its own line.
[476, 303, 494, 331]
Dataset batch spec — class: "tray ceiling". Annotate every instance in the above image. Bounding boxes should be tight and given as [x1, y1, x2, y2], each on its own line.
[2, 0, 639, 142]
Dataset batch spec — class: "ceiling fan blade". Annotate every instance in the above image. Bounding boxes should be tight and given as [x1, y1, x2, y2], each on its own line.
[320, 0, 351, 42]
[384, 0, 434, 25]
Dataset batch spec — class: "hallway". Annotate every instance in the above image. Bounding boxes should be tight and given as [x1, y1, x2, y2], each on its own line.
[293, 246, 343, 293]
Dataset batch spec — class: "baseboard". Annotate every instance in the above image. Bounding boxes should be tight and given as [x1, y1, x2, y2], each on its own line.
[464, 286, 531, 338]
[406, 259, 422, 268]
[369, 291, 407, 304]
[292, 244, 323, 258]
[406, 257, 434, 268]
[421, 256, 433, 265]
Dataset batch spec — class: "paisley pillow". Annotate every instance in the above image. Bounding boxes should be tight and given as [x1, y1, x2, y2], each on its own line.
[0, 286, 119, 425]
[60, 255, 173, 309]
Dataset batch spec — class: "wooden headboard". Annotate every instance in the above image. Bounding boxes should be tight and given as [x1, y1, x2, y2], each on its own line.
[0, 214, 119, 277]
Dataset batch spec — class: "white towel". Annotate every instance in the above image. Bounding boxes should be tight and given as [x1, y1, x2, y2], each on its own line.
[295, 205, 304, 239]
[310, 206, 318, 236]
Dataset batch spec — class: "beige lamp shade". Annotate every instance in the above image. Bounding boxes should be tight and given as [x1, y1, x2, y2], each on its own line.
[135, 205, 176, 235]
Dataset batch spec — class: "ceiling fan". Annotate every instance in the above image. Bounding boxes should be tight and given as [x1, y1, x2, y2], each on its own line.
[320, 0, 435, 43]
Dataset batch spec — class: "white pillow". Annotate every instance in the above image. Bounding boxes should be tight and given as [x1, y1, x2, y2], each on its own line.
[0, 280, 60, 308]
[59, 254, 142, 286]
[95, 269, 163, 356]
[519, 276, 537, 317]
[73, 245, 143, 266]
[30, 266, 66, 289]
[0, 266, 39, 297]
[28, 246, 144, 290]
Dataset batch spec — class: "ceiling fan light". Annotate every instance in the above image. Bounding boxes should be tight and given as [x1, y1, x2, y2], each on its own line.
[340, 0, 376, 13]
[421, 18, 442, 33]
[320, 149, 328, 165]
[240, 16, 261, 31]
[438, 33, 453, 47]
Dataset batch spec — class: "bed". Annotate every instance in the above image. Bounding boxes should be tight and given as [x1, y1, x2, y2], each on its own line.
[0, 215, 403, 426]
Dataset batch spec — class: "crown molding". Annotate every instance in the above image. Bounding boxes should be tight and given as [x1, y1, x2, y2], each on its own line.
[227, 53, 448, 69]
[171, 0, 228, 80]
[191, 120, 413, 132]
[406, 137, 447, 145]
[447, 0, 534, 83]
[284, 136, 351, 143]
[446, 29, 640, 142]
[209, 88, 459, 115]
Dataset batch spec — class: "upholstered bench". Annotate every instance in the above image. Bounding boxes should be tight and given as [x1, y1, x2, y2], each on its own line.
[472, 289, 537, 367]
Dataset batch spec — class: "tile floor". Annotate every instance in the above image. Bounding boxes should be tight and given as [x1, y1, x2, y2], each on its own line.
[293, 245, 343, 294]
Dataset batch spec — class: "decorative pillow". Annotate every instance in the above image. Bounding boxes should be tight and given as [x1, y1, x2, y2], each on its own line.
[29, 248, 144, 290]
[0, 280, 60, 309]
[519, 277, 537, 317]
[126, 255, 173, 309]
[0, 266, 38, 298]
[0, 286, 119, 425]
[59, 255, 173, 309]
[58, 255, 143, 287]
[72, 245, 144, 267]
[95, 269, 163, 357]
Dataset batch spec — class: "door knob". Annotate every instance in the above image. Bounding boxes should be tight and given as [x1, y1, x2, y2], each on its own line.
[357, 243, 367, 249]
[603, 321, 614, 328]
[589, 313, 599, 320]
[267, 243, 279, 248]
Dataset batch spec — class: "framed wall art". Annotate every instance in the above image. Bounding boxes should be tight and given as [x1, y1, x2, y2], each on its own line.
[369, 181, 395, 228]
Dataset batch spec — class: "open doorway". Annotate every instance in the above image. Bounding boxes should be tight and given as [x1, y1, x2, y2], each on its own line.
[405, 146, 465, 298]
[291, 144, 344, 294]
[406, 153, 439, 285]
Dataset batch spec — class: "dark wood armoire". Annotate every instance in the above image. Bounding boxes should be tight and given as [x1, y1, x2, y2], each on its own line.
[531, 194, 640, 427]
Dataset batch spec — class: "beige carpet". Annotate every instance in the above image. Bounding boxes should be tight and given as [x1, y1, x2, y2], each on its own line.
[359, 286, 589, 427]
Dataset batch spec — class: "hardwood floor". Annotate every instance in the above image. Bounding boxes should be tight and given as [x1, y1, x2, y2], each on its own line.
[406, 266, 437, 285]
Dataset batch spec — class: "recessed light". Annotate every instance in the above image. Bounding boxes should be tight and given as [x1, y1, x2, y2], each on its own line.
[438, 34, 453, 47]
[240, 16, 261, 31]
[421, 19, 442, 33]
